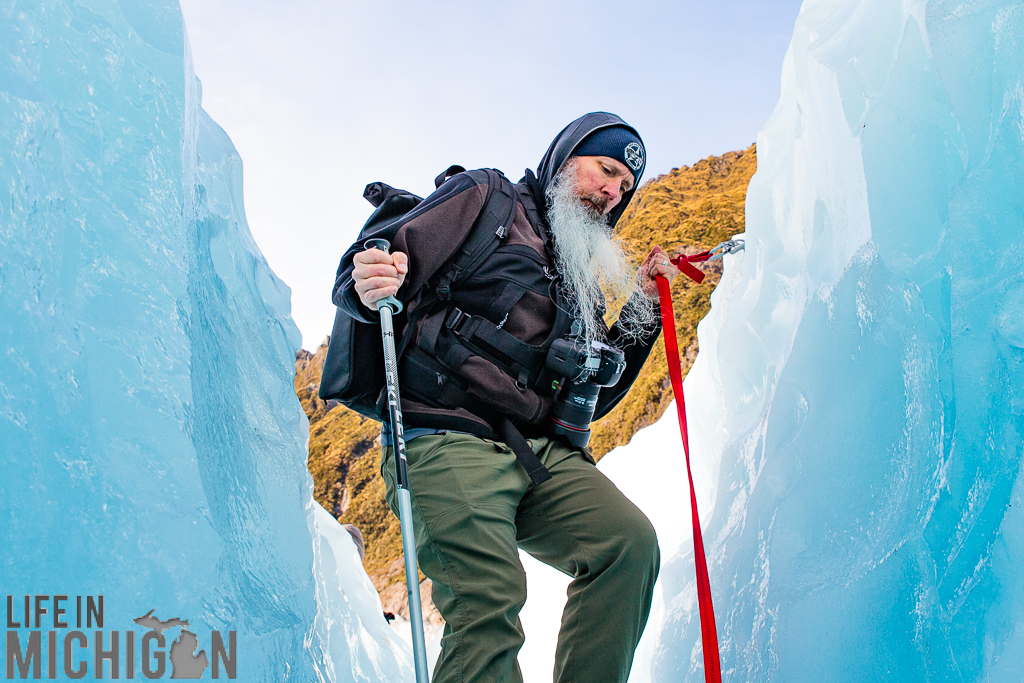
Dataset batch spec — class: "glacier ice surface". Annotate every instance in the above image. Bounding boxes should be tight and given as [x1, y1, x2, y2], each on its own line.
[651, 0, 1024, 681]
[0, 2, 411, 681]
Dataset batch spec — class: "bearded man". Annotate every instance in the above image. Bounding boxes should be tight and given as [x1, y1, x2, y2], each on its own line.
[335, 112, 681, 683]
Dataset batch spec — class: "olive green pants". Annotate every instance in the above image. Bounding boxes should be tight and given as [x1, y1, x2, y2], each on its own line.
[382, 432, 660, 683]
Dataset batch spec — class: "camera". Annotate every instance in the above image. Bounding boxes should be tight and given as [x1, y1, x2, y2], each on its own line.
[545, 338, 626, 448]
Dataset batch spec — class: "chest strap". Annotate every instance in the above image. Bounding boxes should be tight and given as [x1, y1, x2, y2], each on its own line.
[443, 307, 548, 388]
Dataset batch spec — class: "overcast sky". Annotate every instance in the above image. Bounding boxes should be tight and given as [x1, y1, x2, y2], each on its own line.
[178, 0, 805, 350]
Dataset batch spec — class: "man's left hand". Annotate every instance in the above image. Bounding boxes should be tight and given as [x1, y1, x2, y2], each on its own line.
[640, 246, 679, 297]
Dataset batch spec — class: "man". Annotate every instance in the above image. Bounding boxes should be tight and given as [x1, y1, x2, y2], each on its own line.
[334, 112, 680, 682]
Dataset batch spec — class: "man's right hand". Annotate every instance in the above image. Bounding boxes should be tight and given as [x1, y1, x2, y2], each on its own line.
[352, 248, 409, 310]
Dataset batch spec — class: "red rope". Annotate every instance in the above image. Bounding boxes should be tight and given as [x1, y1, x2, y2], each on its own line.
[656, 269, 721, 683]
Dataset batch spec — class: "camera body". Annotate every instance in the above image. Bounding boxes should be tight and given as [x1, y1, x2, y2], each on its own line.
[545, 338, 626, 447]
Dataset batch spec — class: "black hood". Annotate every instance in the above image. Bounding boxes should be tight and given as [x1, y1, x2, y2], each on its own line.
[521, 112, 645, 230]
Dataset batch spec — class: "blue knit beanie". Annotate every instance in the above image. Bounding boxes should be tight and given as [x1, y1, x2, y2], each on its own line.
[572, 126, 645, 183]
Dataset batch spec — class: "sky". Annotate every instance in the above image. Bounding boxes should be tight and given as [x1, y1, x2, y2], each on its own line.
[178, 0, 805, 350]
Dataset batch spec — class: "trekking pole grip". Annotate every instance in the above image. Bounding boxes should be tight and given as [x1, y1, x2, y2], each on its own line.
[363, 238, 404, 314]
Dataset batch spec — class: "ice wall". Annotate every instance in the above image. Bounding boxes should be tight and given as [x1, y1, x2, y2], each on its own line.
[655, 0, 1024, 680]
[0, 2, 409, 680]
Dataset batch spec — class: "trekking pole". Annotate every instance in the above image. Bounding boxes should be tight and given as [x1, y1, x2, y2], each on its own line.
[364, 238, 430, 683]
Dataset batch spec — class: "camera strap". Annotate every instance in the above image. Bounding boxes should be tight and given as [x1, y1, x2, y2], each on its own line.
[497, 416, 552, 485]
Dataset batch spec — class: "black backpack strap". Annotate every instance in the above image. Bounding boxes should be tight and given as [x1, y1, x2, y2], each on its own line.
[436, 169, 517, 301]
[376, 168, 518, 409]
[384, 169, 509, 393]
[497, 417, 552, 485]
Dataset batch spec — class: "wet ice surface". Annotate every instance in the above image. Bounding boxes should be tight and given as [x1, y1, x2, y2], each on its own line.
[0, 3, 410, 681]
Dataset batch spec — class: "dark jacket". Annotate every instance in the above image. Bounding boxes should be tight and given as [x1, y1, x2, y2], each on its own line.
[333, 113, 660, 439]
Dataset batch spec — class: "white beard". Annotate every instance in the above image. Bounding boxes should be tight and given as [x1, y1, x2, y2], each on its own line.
[545, 158, 658, 346]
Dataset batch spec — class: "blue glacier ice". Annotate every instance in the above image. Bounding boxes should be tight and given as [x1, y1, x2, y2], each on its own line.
[0, 2, 411, 681]
[5, 0, 1023, 681]
[649, 0, 1024, 680]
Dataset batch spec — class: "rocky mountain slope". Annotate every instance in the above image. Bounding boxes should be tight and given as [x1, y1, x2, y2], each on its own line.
[588, 144, 756, 456]
[297, 144, 756, 617]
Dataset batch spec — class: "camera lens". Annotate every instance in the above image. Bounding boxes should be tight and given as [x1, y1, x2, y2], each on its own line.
[550, 382, 601, 447]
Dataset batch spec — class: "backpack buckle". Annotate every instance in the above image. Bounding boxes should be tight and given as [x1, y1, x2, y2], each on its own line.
[436, 277, 451, 301]
[444, 307, 471, 335]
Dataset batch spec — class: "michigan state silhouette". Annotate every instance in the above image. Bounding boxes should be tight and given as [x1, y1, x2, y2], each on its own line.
[169, 628, 209, 678]
[134, 610, 209, 679]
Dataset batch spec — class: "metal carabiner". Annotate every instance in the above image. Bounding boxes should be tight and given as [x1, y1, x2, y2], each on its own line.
[706, 239, 745, 262]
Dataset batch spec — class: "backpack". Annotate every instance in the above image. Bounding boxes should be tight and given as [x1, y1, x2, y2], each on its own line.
[318, 166, 518, 420]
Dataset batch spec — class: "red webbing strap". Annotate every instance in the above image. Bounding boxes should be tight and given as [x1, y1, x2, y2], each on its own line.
[669, 251, 712, 284]
[656, 272, 721, 683]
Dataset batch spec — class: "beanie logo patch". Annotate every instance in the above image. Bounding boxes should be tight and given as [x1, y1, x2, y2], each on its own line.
[624, 142, 644, 172]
